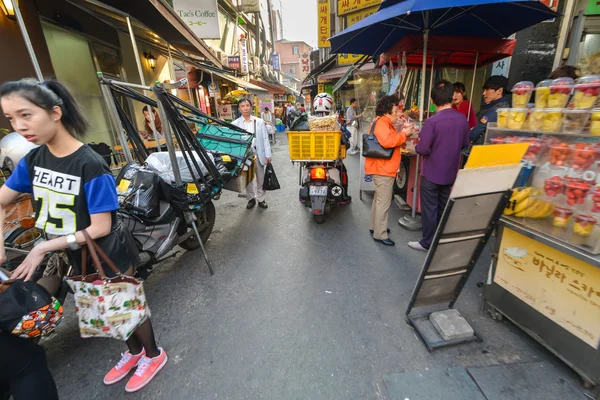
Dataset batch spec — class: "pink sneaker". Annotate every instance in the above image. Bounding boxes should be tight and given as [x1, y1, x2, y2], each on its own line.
[125, 348, 168, 393]
[103, 349, 146, 385]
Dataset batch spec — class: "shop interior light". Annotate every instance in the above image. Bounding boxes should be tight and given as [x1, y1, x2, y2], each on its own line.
[144, 52, 156, 70]
[1, 0, 16, 20]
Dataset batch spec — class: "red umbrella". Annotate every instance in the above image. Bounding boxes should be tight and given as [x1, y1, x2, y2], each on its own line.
[379, 35, 516, 69]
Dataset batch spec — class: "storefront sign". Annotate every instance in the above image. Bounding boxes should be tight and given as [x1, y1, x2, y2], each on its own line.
[172, 0, 220, 39]
[240, 38, 249, 74]
[271, 53, 281, 71]
[586, 0, 600, 14]
[228, 56, 241, 70]
[240, 0, 261, 13]
[300, 52, 311, 73]
[217, 104, 233, 121]
[259, 99, 274, 113]
[495, 228, 600, 349]
[338, 0, 381, 16]
[318, 0, 330, 48]
[318, 83, 325, 93]
[337, 6, 377, 65]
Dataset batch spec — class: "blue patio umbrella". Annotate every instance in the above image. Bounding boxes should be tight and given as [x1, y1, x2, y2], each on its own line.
[329, 0, 559, 57]
[328, 0, 559, 228]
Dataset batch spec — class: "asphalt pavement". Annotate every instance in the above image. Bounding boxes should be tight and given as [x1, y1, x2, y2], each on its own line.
[43, 133, 591, 399]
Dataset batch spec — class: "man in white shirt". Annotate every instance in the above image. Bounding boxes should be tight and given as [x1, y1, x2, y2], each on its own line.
[232, 99, 272, 209]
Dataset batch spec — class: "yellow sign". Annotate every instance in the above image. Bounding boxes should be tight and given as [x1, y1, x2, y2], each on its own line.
[465, 143, 529, 169]
[318, 0, 331, 48]
[318, 84, 325, 93]
[186, 183, 199, 194]
[495, 228, 600, 348]
[117, 179, 131, 193]
[338, 0, 381, 16]
[337, 6, 378, 66]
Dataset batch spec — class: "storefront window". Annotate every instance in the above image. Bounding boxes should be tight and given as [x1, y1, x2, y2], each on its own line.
[42, 23, 114, 146]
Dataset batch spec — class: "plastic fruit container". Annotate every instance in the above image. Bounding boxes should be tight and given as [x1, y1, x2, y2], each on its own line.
[508, 108, 527, 130]
[592, 188, 600, 213]
[568, 143, 598, 171]
[548, 77, 574, 108]
[542, 109, 563, 132]
[590, 109, 600, 136]
[526, 109, 545, 131]
[573, 214, 597, 237]
[553, 205, 573, 228]
[544, 176, 565, 198]
[562, 109, 591, 133]
[535, 80, 552, 108]
[512, 81, 534, 108]
[496, 108, 509, 128]
[565, 181, 591, 206]
[548, 142, 571, 166]
[573, 75, 600, 109]
[520, 137, 545, 163]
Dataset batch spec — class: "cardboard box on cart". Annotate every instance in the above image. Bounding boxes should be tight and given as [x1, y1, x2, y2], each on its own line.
[223, 156, 256, 193]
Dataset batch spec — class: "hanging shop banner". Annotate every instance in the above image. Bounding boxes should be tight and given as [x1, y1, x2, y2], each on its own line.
[494, 228, 600, 349]
[228, 56, 241, 70]
[338, 0, 381, 16]
[300, 52, 311, 74]
[318, 83, 325, 93]
[217, 104, 233, 121]
[318, 0, 331, 48]
[240, 38, 249, 74]
[337, 6, 378, 66]
[272, 54, 281, 71]
[259, 99, 275, 113]
[240, 0, 261, 13]
[172, 0, 220, 39]
[586, 0, 600, 14]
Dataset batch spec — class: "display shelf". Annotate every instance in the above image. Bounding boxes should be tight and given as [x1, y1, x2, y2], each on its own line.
[486, 123, 600, 138]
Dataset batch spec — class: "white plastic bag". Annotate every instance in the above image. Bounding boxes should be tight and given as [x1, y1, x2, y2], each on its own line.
[145, 151, 215, 183]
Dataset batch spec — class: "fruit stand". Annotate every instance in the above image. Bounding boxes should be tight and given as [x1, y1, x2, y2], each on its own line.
[482, 76, 600, 387]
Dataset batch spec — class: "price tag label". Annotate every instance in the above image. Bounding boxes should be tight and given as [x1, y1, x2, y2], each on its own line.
[117, 179, 131, 192]
[222, 155, 232, 162]
[186, 183, 199, 194]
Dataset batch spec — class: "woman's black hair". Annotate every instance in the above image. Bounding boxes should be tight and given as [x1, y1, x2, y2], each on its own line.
[375, 95, 399, 116]
[0, 78, 89, 137]
[453, 82, 467, 99]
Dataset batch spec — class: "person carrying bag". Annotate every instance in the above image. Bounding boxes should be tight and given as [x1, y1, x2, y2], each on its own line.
[364, 95, 408, 246]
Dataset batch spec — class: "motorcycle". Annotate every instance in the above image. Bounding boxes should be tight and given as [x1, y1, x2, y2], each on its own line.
[115, 163, 217, 278]
[298, 161, 348, 224]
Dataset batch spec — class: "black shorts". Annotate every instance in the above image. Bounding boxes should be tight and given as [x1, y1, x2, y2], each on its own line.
[66, 221, 139, 278]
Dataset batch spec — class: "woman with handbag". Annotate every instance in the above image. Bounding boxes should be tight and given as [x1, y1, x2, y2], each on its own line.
[364, 95, 407, 246]
[0, 78, 167, 393]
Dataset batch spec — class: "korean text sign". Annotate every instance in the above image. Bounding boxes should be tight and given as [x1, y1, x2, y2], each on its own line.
[318, 0, 330, 48]
[495, 228, 600, 348]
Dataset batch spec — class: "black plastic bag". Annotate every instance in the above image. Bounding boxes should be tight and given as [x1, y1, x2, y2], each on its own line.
[289, 113, 310, 131]
[263, 164, 281, 191]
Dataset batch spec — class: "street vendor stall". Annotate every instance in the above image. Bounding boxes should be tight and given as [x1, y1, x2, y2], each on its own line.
[482, 76, 600, 388]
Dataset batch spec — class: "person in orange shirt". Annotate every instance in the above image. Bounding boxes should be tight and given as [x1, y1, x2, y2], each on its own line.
[365, 95, 407, 246]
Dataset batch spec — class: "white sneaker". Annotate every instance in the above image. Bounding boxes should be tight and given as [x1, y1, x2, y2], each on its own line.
[408, 241, 428, 251]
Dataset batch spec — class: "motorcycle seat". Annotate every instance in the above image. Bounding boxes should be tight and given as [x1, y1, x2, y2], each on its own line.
[140, 201, 174, 225]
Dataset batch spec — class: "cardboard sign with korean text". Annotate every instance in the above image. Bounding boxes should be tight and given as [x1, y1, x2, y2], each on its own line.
[495, 228, 600, 348]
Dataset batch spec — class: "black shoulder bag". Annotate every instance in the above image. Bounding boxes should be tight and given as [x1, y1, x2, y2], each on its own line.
[362, 118, 394, 159]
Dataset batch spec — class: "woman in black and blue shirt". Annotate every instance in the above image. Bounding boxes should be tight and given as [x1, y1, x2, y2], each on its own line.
[0, 79, 167, 395]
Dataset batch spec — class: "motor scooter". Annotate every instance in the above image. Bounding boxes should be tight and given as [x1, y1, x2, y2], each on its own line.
[298, 160, 349, 224]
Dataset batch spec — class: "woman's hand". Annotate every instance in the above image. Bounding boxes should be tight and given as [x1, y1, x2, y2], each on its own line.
[11, 246, 46, 281]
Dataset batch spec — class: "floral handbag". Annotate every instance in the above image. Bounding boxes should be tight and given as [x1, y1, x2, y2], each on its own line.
[66, 230, 150, 341]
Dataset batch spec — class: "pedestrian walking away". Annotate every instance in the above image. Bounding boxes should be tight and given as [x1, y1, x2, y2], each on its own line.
[232, 98, 272, 209]
[409, 80, 470, 252]
[0, 78, 167, 394]
[346, 98, 362, 154]
[365, 95, 408, 246]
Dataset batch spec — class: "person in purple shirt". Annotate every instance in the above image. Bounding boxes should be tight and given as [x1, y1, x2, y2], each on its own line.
[408, 80, 470, 251]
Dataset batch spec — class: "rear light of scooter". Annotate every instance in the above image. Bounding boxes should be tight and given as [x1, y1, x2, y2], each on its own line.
[310, 167, 326, 180]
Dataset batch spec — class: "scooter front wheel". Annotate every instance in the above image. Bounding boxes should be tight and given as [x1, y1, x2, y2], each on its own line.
[313, 214, 327, 224]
